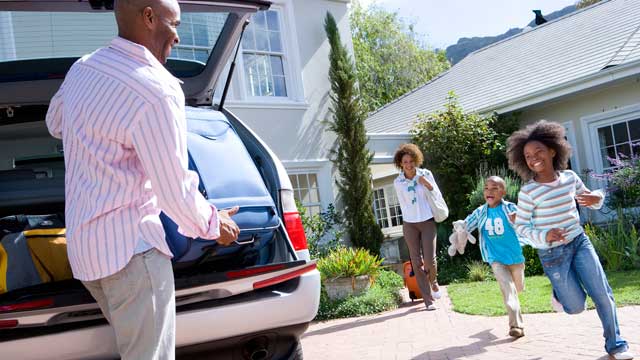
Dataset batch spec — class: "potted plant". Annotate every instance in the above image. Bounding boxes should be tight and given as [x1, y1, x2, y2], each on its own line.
[317, 247, 383, 300]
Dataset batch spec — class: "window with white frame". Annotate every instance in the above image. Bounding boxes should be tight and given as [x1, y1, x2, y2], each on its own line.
[169, 13, 228, 63]
[241, 9, 288, 97]
[373, 185, 403, 229]
[289, 173, 321, 216]
[596, 118, 640, 170]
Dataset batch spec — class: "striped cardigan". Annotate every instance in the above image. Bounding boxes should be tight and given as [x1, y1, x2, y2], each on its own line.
[514, 170, 604, 249]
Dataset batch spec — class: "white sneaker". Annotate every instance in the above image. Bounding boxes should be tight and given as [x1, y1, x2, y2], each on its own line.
[425, 304, 437, 311]
[431, 290, 442, 300]
[551, 294, 564, 313]
[431, 283, 442, 299]
[612, 351, 635, 360]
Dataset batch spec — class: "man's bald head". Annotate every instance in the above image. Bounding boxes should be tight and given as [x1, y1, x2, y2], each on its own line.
[114, 0, 181, 63]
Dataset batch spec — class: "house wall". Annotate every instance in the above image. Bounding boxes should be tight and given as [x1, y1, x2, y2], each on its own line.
[519, 76, 640, 176]
[227, 0, 353, 211]
[517, 76, 640, 222]
[0, 1, 353, 213]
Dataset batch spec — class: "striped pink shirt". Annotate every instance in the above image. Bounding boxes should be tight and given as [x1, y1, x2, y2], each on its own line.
[45, 37, 220, 281]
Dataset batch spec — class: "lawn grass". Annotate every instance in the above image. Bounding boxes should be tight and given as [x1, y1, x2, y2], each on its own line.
[447, 270, 640, 316]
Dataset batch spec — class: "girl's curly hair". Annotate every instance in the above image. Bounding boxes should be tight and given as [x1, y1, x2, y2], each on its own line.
[506, 120, 572, 181]
[393, 143, 424, 169]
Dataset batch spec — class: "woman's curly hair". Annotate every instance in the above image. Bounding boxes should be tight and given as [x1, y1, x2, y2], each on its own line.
[506, 120, 572, 181]
[393, 143, 424, 169]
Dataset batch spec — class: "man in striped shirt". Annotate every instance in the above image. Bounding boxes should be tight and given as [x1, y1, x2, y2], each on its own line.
[45, 0, 240, 358]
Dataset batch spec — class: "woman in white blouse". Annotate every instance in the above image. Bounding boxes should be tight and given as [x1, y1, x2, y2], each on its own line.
[393, 144, 442, 310]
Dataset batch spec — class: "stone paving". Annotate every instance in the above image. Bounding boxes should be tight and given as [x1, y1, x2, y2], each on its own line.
[301, 287, 639, 360]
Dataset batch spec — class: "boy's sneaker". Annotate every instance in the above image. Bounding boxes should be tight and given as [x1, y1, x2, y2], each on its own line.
[508, 327, 525, 338]
[551, 294, 564, 313]
[612, 351, 634, 360]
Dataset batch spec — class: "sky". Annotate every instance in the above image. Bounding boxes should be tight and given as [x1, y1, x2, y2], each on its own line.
[356, 0, 578, 49]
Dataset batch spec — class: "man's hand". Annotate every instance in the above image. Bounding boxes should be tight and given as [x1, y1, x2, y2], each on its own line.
[545, 228, 567, 244]
[576, 192, 601, 207]
[217, 206, 240, 246]
[418, 176, 434, 191]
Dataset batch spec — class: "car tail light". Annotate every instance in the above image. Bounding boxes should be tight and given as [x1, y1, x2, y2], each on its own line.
[0, 298, 54, 313]
[253, 263, 317, 290]
[283, 212, 308, 251]
[0, 319, 18, 329]
[280, 189, 308, 251]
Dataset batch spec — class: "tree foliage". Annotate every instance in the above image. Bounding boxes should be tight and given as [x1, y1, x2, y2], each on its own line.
[576, 0, 602, 9]
[350, 2, 450, 113]
[324, 12, 384, 255]
[410, 93, 512, 221]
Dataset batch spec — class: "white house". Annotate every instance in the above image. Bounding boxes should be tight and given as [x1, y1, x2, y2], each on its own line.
[365, 0, 640, 253]
[0, 0, 351, 218]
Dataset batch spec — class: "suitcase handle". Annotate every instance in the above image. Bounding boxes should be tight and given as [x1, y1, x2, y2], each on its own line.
[234, 234, 256, 245]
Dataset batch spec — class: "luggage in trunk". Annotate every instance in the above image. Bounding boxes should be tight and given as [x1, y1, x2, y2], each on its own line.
[161, 113, 281, 270]
[0, 214, 72, 294]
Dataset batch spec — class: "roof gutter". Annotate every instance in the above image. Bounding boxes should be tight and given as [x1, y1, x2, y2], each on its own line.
[483, 58, 640, 115]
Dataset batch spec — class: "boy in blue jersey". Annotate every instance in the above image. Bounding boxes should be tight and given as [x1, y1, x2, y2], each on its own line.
[454, 176, 525, 338]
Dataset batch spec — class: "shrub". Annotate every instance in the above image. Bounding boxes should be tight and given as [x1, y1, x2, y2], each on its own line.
[590, 153, 640, 208]
[410, 94, 520, 223]
[522, 245, 544, 276]
[317, 247, 384, 280]
[315, 270, 403, 321]
[466, 260, 493, 282]
[435, 224, 476, 285]
[467, 164, 523, 212]
[411, 93, 501, 222]
[325, 12, 384, 255]
[298, 203, 344, 259]
[585, 215, 640, 271]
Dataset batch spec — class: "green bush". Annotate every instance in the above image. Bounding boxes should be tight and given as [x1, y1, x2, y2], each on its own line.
[317, 247, 383, 280]
[435, 224, 479, 285]
[315, 270, 403, 321]
[590, 155, 640, 209]
[466, 260, 493, 282]
[298, 203, 344, 259]
[410, 94, 520, 223]
[325, 12, 384, 256]
[467, 164, 523, 212]
[522, 245, 544, 276]
[585, 214, 640, 271]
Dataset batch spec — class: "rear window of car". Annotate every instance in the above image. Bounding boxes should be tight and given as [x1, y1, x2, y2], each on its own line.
[0, 11, 229, 66]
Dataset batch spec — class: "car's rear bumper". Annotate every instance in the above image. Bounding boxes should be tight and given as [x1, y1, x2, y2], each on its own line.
[0, 270, 320, 360]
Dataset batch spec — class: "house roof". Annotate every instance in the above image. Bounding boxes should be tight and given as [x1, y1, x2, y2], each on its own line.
[365, 0, 640, 134]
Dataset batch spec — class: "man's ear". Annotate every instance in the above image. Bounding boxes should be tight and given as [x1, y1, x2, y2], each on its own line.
[142, 6, 155, 30]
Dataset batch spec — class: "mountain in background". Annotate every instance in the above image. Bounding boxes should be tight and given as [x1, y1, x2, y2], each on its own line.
[445, 5, 577, 64]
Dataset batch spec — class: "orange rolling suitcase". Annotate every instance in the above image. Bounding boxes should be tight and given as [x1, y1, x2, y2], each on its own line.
[403, 260, 422, 301]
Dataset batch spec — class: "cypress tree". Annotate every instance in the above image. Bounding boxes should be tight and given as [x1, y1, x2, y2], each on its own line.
[324, 12, 384, 255]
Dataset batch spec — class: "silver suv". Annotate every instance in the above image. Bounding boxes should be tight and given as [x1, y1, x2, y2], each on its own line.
[0, 1, 320, 359]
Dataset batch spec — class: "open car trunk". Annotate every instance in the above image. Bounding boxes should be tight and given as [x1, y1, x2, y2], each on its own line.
[0, 0, 317, 334]
[0, 102, 310, 333]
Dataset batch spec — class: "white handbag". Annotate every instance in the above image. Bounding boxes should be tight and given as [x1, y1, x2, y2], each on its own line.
[422, 170, 449, 223]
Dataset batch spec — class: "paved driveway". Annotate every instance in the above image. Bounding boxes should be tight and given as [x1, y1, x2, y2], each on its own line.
[301, 287, 639, 360]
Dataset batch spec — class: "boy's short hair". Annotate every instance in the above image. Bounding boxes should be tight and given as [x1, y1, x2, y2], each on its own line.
[484, 175, 507, 190]
[486, 176, 506, 190]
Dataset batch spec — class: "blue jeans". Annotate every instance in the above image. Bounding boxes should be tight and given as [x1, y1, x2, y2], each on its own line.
[537, 233, 628, 355]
